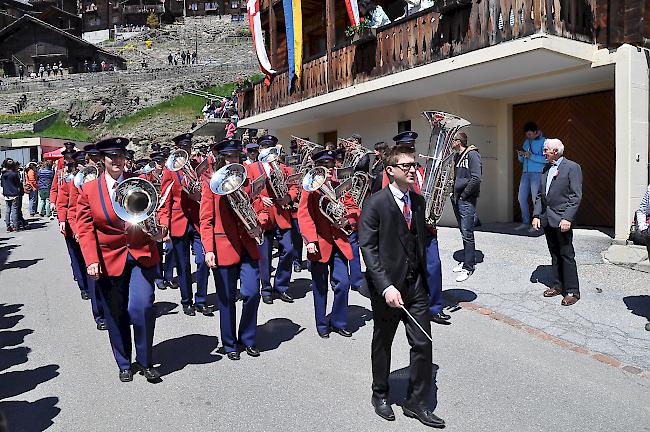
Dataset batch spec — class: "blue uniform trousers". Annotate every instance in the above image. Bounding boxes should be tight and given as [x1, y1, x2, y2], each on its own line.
[96, 254, 156, 370]
[425, 234, 443, 314]
[155, 240, 175, 284]
[348, 231, 364, 289]
[65, 236, 88, 294]
[88, 277, 105, 325]
[171, 224, 208, 306]
[291, 218, 303, 267]
[310, 247, 350, 334]
[212, 253, 260, 352]
[259, 227, 294, 296]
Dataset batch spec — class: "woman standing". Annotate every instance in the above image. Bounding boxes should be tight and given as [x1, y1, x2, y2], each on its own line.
[25, 162, 38, 216]
[1, 159, 21, 232]
[200, 138, 268, 360]
[37, 160, 54, 217]
[76, 138, 166, 382]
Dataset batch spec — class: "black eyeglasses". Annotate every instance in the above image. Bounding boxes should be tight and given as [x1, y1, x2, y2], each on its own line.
[390, 162, 418, 171]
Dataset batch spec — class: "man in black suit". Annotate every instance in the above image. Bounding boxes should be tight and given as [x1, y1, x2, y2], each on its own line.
[532, 138, 583, 306]
[359, 145, 445, 428]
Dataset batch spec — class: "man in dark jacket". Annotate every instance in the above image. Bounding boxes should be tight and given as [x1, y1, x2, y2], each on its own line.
[532, 138, 583, 306]
[451, 132, 481, 282]
[1, 159, 21, 232]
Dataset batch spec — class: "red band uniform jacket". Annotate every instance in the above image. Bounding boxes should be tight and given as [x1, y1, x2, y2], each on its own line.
[246, 161, 299, 230]
[158, 166, 201, 237]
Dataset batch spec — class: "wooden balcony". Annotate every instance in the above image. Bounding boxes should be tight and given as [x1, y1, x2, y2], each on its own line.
[238, 0, 648, 120]
[123, 4, 165, 14]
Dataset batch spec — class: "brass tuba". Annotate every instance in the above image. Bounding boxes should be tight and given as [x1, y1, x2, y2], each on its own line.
[113, 177, 162, 236]
[259, 146, 291, 209]
[348, 171, 371, 209]
[165, 149, 201, 199]
[74, 165, 99, 188]
[338, 137, 372, 169]
[288, 136, 322, 211]
[420, 111, 471, 226]
[209, 163, 264, 245]
[302, 166, 353, 235]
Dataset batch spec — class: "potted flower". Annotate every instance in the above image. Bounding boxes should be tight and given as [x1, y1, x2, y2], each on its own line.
[345, 20, 376, 44]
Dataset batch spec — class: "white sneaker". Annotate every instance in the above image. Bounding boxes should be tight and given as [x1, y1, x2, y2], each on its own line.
[456, 269, 473, 282]
[452, 263, 464, 273]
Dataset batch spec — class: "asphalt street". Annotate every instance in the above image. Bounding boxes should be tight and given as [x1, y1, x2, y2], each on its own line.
[1, 219, 649, 432]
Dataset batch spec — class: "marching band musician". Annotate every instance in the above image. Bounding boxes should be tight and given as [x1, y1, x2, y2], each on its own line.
[298, 149, 360, 338]
[392, 132, 448, 325]
[50, 142, 77, 216]
[83, 143, 103, 168]
[76, 137, 166, 383]
[56, 151, 92, 302]
[158, 133, 211, 316]
[200, 138, 268, 360]
[243, 142, 259, 165]
[69, 148, 107, 331]
[246, 135, 298, 305]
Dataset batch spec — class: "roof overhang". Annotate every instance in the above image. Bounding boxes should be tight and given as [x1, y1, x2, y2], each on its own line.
[239, 34, 616, 130]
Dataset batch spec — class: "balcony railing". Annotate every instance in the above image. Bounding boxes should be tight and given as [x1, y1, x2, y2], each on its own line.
[238, 0, 645, 120]
[123, 4, 165, 14]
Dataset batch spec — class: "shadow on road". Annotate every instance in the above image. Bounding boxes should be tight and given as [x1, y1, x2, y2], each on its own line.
[530, 265, 556, 288]
[388, 363, 440, 409]
[153, 334, 222, 377]
[287, 278, 311, 300]
[474, 222, 544, 237]
[2, 258, 43, 270]
[256, 318, 304, 352]
[442, 289, 478, 312]
[0, 397, 61, 432]
[348, 305, 373, 333]
[0, 240, 18, 270]
[623, 295, 650, 323]
[452, 249, 484, 265]
[154, 301, 179, 317]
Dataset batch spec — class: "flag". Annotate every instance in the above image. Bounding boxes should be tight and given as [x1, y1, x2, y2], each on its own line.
[283, 0, 303, 92]
[344, 0, 360, 26]
[247, 0, 276, 80]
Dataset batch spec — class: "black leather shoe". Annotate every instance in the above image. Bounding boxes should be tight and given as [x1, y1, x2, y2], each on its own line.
[195, 304, 214, 316]
[402, 403, 445, 428]
[371, 396, 395, 421]
[155, 281, 167, 290]
[96, 321, 108, 331]
[438, 311, 451, 320]
[119, 368, 133, 382]
[227, 351, 240, 360]
[318, 331, 330, 339]
[133, 363, 162, 383]
[262, 295, 273, 304]
[278, 292, 294, 303]
[330, 327, 352, 337]
[80, 291, 90, 300]
[183, 304, 196, 316]
[293, 262, 302, 273]
[245, 346, 260, 357]
[431, 313, 451, 325]
[166, 281, 179, 289]
[235, 289, 243, 301]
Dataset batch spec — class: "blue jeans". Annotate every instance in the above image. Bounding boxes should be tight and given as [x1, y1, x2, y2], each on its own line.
[37, 189, 50, 217]
[28, 190, 38, 215]
[518, 172, 541, 224]
[4, 198, 19, 229]
[452, 198, 477, 272]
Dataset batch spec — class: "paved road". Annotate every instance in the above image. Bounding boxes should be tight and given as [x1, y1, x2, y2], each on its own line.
[1, 220, 649, 431]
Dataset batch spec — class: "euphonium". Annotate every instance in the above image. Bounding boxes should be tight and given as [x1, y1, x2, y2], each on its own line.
[290, 136, 322, 211]
[349, 171, 371, 209]
[165, 149, 201, 199]
[209, 163, 263, 245]
[338, 138, 373, 169]
[74, 165, 99, 188]
[259, 146, 291, 209]
[112, 177, 162, 237]
[140, 162, 161, 189]
[420, 111, 471, 226]
[302, 166, 353, 235]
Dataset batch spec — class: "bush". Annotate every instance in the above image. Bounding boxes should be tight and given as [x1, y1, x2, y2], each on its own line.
[146, 13, 160, 29]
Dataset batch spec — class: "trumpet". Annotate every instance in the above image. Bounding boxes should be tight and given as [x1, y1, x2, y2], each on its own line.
[74, 165, 99, 188]
[259, 146, 291, 209]
[209, 163, 264, 245]
[165, 149, 201, 199]
[302, 166, 353, 235]
[112, 178, 162, 237]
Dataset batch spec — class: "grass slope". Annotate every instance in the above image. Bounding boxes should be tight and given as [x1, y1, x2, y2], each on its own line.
[0, 110, 56, 124]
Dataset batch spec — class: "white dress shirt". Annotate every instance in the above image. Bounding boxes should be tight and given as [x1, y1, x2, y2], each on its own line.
[383, 184, 411, 297]
[104, 171, 124, 203]
[545, 156, 564, 195]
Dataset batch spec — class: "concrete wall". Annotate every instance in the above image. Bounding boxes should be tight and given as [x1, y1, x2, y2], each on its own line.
[272, 93, 510, 227]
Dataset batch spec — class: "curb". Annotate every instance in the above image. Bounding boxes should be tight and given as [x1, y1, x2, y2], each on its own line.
[451, 299, 650, 381]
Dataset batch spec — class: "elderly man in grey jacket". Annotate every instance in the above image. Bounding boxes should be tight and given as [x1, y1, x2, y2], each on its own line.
[532, 138, 583, 306]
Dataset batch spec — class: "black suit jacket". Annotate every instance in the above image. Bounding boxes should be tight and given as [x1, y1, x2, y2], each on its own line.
[533, 157, 583, 228]
[359, 186, 428, 300]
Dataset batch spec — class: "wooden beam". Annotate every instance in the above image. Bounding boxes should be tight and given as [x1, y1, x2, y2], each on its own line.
[325, 0, 334, 92]
[270, 3, 278, 67]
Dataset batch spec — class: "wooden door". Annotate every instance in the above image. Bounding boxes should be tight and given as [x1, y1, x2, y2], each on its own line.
[512, 90, 615, 227]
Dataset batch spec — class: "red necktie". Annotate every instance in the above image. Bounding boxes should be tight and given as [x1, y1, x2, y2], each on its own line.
[402, 194, 412, 229]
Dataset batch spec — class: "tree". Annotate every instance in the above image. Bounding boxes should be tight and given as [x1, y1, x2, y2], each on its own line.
[146, 12, 159, 29]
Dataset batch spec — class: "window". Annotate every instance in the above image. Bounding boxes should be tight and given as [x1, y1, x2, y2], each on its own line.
[230, 0, 239, 8]
[398, 120, 411, 133]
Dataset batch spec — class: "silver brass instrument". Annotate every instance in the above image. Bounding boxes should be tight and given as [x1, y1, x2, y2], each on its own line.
[165, 149, 201, 199]
[302, 166, 353, 235]
[338, 137, 373, 169]
[349, 171, 371, 208]
[338, 137, 373, 208]
[259, 146, 291, 209]
[420, 111, 471, 226]
[290, 136, 322, 211]
[74, 165, 99, 188]
[113, 177, 162, 236]
[209, 163, 264, 245]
